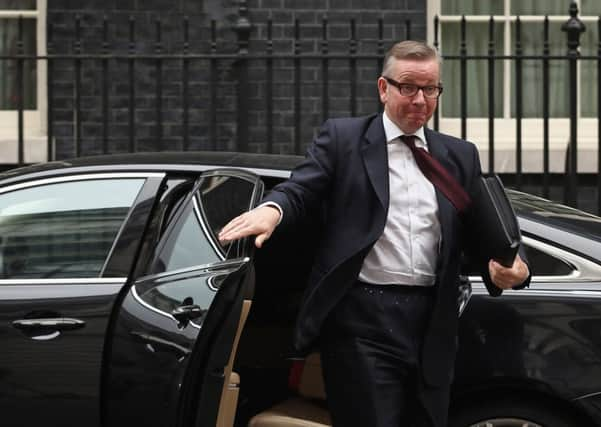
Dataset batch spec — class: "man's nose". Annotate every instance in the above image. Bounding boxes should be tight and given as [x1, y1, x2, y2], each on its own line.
[412, 88, 426, 104]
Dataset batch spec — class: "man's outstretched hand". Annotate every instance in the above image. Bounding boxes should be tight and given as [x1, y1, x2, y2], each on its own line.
[218, 205, 281, 248]
[489, 254, 529, 290]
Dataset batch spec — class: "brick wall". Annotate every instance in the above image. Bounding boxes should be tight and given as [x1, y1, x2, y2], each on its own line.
[47, 0, 425, 158]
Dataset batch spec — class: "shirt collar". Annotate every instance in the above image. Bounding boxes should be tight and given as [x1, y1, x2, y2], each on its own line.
[382, 111, 428, 150]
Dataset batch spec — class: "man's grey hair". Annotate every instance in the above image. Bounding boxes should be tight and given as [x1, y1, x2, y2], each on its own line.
[381, 40, 442, 77]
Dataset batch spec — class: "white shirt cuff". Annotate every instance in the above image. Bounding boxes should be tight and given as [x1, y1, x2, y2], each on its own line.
[258, 201, 283, 225]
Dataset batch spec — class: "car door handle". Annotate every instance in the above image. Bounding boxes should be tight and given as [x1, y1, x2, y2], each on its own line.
[12, 318, 86, 331]
[171, 305, 207, 326]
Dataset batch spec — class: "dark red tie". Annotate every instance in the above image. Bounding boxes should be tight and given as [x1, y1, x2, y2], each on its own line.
[400, 135, 471, 213]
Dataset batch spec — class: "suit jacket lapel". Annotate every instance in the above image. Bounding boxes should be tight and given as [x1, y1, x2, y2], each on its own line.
[361, 114, 389, 211]
[424, 128, 455, 262]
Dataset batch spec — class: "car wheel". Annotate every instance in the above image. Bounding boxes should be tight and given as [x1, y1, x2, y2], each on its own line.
[449, 398, 582, 427]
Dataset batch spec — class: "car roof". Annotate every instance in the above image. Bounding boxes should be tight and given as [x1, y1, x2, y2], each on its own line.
[0, 151, 305, 184]
[509, 189, 601, 243]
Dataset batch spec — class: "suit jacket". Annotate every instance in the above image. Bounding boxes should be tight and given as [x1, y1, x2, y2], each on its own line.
[264, 113, 505, 388]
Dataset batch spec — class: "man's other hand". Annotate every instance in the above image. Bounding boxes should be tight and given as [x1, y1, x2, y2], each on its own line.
[489, 254, 529, 290]
[218, 205, 281, 248]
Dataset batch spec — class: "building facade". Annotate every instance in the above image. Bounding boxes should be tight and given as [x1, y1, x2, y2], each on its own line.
[0, 1, 599, 210]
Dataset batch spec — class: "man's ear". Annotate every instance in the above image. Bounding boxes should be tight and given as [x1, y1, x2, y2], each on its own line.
[377, 77, 387, 104]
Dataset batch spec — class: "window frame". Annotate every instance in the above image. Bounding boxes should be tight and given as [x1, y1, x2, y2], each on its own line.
[146, 170, 263, 278]
[467, 235, 601, 284]
[520, 235, 601, 283]
[0, 0, 47, 163]
[427, 0, 599, 174]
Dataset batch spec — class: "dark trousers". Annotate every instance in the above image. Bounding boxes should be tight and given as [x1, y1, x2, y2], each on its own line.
[320, 281, 437, 427]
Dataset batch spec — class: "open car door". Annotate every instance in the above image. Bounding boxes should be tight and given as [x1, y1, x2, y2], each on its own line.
[103, 169, 263, 427]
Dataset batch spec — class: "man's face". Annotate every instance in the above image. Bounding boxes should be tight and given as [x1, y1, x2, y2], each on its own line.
[377, 58, 440, 134]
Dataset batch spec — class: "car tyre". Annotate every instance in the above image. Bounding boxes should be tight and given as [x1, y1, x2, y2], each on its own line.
[449, 398, 583, 427]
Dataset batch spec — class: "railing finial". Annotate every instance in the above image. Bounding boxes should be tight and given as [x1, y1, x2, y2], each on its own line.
[562, 0, 585, 55]
[234, 0, 252, 54]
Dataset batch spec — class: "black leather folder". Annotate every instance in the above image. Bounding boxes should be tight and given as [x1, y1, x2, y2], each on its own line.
[467, 174, 521, 268]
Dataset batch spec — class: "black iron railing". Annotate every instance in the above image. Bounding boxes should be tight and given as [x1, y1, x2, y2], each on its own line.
[433, 2, 594, 210]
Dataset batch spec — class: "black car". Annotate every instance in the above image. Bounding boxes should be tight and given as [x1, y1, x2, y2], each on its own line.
[0, 152, 599, 427]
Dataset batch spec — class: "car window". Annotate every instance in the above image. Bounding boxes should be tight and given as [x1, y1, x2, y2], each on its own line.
[0, 178, 144, 279]
[141, 174, 257, 316]
[198, 174, 257, 240]
[522, 245, 573, 276]
[150, 174, 257, 275]
[153, 196, 220, 273]
[464, 243, 574, 277]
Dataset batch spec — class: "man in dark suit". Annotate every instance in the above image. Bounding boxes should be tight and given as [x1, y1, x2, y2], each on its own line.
[219, 40, 530, 427]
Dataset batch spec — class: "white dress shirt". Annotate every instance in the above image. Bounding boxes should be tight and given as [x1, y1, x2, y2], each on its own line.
[358, 112, 441, 286]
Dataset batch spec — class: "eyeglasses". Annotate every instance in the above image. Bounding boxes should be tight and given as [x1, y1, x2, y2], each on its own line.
[383, 77, 443, 99]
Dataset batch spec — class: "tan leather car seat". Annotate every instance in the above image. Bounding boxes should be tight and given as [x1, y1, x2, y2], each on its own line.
[248, 352, 332, 427]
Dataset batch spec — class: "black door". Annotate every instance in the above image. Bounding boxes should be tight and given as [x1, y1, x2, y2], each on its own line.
[104, 170, 263, 427]
[0, 173, 163, 427]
